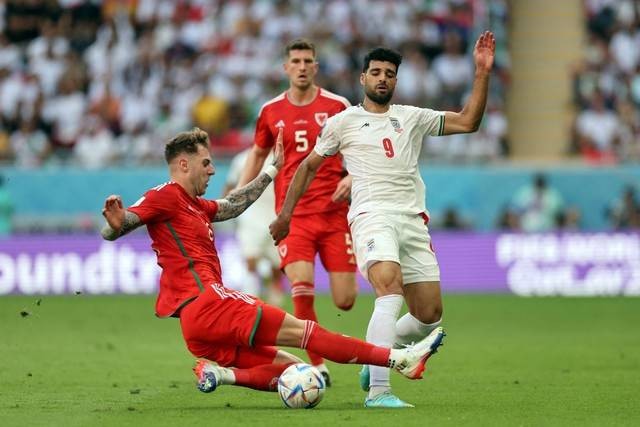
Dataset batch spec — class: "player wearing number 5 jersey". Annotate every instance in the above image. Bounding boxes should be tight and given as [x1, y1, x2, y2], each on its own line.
[238, 39, 358, 385]
[271, 32, 496, 407]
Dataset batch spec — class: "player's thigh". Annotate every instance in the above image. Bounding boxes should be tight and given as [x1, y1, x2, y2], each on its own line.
[398, 214, 440, 285]
[403, 280, 443, 323]
[367, 260, 404, 296]
[283, 260, 315, 284]
[328, 271, 358, 310]
[180, 287, 263, 356]
[350, 213, 401, 287]
[317, 211, 357, 273]
[278, 217, 317, 271]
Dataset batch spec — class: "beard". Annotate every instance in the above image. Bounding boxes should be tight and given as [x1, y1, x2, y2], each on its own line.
[364, 85, 394, 105]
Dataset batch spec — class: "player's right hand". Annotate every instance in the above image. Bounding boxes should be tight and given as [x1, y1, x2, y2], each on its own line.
[272, 127, 284, 171]
[269, 214, 290, 245]
[332, 175, 352, 202]
[102, 195, 125, 232]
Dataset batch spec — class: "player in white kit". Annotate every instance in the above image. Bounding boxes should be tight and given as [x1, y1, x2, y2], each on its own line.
[270, 31, 495, 407]
[225, 148, 283, 305]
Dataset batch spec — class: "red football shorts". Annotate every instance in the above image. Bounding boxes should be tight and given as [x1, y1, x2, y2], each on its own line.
[179, 284, 286, 367]
[278, 209, 356, 272]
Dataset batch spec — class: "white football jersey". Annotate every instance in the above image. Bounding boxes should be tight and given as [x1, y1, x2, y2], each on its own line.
[226, 148, 276, 228]
[314, 104, 444, 222]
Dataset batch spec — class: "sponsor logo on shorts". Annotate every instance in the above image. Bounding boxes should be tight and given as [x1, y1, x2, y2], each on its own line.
[366, 238, 375, 252]
[278, 244, 288, 258]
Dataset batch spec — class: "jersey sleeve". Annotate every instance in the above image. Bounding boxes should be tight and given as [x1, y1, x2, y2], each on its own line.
[127, 185, 176, 224]
[314, 114, 342, 157]
[414, 107, 445, 136]
[254, 108, 274, 149]
[199, 198, 219, 220]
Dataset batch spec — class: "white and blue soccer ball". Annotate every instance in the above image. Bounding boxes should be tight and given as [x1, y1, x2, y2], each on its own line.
[277, 363, 326, 409]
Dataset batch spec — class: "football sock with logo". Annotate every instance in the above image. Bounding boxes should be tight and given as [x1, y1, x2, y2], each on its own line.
[231, 364, 293, 391]
[291, 281, 323, 366]
[395, 314, 442, 347]
[301, 320, 390, 365]
[366, 294, 404, 397]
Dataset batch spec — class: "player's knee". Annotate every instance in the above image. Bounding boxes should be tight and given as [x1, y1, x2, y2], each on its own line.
[335, 299, 354, 311]
[414, 304, 443, 324]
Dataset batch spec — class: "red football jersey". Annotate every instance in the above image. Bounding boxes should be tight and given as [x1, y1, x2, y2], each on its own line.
[255, 87, 349, 216]
[127, 182, 221, 318]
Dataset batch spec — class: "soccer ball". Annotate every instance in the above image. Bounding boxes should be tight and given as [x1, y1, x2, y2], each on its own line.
[277, 363, 326, 409]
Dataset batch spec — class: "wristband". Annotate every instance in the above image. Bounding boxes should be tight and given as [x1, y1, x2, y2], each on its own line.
[264, 165, 278, 179]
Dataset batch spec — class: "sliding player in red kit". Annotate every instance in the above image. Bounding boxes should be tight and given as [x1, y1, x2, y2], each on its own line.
[100, 127, 444, 397]
[237, 39, 358, 385]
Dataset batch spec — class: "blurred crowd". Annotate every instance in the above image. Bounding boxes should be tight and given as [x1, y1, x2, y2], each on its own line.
[571, 0, 640, 163]
[0, 0, 510, 169]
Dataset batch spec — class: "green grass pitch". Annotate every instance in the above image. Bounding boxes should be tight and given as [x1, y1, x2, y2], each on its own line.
[1, 294, 639, 426]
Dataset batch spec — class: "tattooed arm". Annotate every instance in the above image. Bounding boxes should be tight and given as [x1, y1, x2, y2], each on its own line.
[101, 195, 143, 241]
[213, 172, 274, 221]
[214, 128, 284, 222]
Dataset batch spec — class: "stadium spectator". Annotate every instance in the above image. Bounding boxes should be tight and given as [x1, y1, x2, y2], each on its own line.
[224, 147, 284, 306]
[511, 173, 565, 233]
[572, 0, 640, 163]
[0, 174, 14, 236]
[606, 185, 640, 230]
[0, 0, 510, 167]
[10, 116, 50, 168]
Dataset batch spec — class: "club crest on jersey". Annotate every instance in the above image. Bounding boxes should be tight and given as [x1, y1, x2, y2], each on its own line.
[278, 244, 288, 258]
[389, 117, 403, 133]
[315, 112, 328, 127]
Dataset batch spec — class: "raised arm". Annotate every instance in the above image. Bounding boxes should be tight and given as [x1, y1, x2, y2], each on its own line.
[269, 150, 326, 244]
[214, 129, 283, 221]
[236, 145, 271, 188]
[101, 195, 143, 241]
[443, 31, 495, 135]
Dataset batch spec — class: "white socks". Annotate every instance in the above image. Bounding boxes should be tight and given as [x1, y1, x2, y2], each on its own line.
[218, 367, 236, 385]
[395, 313, 442, 347]
[365, 294, 403, 398]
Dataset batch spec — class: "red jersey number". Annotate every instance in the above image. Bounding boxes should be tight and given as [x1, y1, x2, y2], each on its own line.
[295, 130, 310, 152]
[382, 138, 395, 158]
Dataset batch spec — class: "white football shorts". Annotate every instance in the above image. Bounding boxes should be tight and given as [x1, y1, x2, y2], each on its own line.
[237, 222, 280, 266]
[350, 212, 440, 284]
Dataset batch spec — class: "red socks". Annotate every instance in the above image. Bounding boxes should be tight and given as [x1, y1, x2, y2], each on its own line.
[231, 363, 292, 391]
[301, 321, 390, 366]
[291, 282, 324, 366]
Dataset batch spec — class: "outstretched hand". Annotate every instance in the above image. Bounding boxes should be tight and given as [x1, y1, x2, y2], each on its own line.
[102, 195, 125, 232]
[473, 31, 495, 73]
[272, 127, 284, 170]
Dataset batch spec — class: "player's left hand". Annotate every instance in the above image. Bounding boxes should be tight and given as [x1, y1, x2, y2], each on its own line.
[269, 214, 290, 245]
[102, 194, 125, 232]
[272, 127, 284, 171]
[473, 31, 495, 73]
[332, 175, 352, 202]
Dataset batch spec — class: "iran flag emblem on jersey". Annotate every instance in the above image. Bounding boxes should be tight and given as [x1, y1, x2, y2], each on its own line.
[314, 112, 328, 126]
